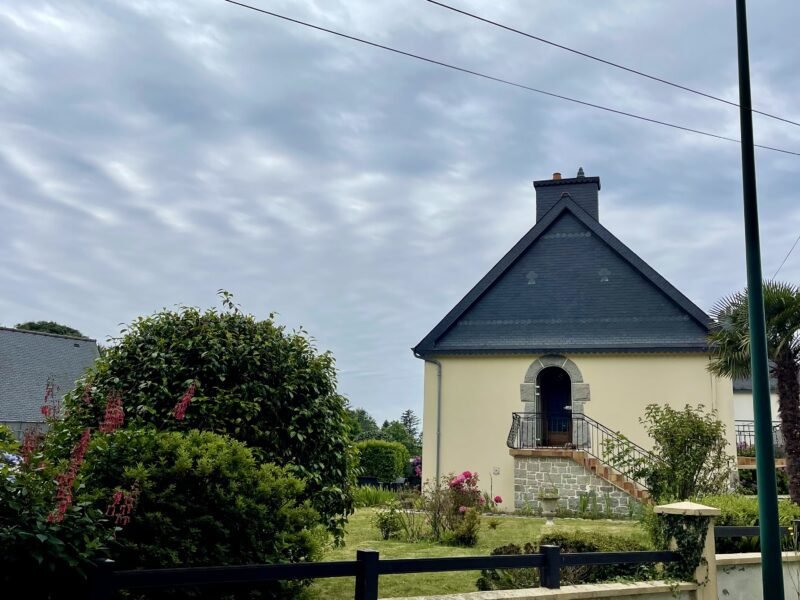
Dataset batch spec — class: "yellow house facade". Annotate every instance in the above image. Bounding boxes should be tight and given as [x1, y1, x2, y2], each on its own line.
[413, 170, 734, 513]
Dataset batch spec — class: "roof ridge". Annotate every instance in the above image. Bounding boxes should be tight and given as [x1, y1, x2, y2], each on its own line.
[0, 326, 97, 342]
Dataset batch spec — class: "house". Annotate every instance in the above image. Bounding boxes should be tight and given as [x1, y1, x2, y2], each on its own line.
[412, 169, 734, 514]
[0, 327, 99, 439]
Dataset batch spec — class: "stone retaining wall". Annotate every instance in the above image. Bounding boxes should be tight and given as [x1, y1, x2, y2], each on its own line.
[514, 455, 633, 517]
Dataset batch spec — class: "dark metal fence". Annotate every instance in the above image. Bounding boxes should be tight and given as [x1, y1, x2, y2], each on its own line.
[88, 547, 680, 599]
[507, 412, 658, 489]
[734, 420, 784, 456]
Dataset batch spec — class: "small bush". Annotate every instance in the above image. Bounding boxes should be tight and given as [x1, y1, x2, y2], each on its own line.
[356, 440, 409, 482]
[353, 485, 398, 507]
[446, 507, 481, 547]
[373, 505, 404, 540]
[0, 424, 18, 452]
[476, 543, 538, 591]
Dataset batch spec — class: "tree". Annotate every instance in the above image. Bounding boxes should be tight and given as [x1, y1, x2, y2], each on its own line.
[57, 293, 357, 539]
[708, 281, 800, 502]
[379, 420, 420, 456]
[15, 320, 84, 337]
[400, 409, 421, 444]
[347, 407, 380, 441]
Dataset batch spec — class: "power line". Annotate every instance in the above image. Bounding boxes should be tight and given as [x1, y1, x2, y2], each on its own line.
[773, 232, 800, 278]
[427, 0, 800, 129]
[223, 0, 800, 157]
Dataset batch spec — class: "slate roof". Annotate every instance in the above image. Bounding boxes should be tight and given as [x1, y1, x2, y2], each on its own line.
[414, 195, 711, 356]
[733, 377, 778, 393]
[0, 328, 99, 423]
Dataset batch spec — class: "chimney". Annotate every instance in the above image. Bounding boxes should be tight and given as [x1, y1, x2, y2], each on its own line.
[533, 167, 601, 221]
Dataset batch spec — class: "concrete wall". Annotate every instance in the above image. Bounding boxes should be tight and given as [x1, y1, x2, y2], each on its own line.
[421, 354, 735, 509]
[733, 391, 779, 422]
[716, 552, 800, 599]
[387, 581, 696, 600]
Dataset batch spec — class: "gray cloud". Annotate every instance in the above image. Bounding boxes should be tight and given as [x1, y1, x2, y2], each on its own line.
[2, 0, 800, 423]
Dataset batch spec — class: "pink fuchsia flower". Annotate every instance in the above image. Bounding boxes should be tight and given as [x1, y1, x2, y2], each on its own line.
[458, 506, 467, 514]
[172, 383, 196, 420]
[494, 495, 503, 504]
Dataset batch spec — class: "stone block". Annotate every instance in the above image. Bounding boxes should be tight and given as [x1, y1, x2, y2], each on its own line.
[572, 382, 590, 402]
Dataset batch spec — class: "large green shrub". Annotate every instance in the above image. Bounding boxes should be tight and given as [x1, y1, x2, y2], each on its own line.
[56, 294, 356, 539]
[79, 428, 322, 575]
[356, 440, 409, 482]
[605, 404, 732, 502]
[0, 424, 18, 452]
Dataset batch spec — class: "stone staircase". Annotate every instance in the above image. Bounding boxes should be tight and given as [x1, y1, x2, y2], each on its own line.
[575, 451, 651, 502]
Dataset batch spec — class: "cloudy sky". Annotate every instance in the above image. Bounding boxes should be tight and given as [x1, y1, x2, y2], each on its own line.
[2, 0, 799, 423]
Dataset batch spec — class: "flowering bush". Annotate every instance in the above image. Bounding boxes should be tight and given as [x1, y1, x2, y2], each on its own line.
[0, 446, 112, 597]
[422, 471, 485, 546]
[410, 455, 422, 477]
[449, 470, 483, 511]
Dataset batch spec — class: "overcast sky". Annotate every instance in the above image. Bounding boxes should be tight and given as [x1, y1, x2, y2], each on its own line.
[2, 0, 799, 423]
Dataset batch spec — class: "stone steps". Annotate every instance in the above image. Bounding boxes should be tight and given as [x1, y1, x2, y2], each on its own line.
[575, 451, 650, 502]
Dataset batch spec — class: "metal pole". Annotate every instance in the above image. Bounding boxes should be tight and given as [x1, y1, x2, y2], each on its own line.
[735, 0, 784, 596]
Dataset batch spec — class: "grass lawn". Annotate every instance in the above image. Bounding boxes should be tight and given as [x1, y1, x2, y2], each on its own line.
[308, 509, 646, 599]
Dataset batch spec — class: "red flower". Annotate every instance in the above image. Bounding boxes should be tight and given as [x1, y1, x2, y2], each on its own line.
[48, 428, 92, 523]
[172, 383, 196, 420]
[494, 495, 503, 504]
[99, 392, 124, 434]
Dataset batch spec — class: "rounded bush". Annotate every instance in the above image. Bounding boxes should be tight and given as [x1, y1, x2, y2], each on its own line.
[57, 297, 356, 539]
[356, 440, 409, 482]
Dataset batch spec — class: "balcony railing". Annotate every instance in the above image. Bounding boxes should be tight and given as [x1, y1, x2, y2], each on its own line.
[507, 412, 658, 489]
[735, 420, 785, 457]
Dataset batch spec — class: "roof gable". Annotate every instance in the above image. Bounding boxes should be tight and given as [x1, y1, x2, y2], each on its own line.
[414, 197, 710, 356]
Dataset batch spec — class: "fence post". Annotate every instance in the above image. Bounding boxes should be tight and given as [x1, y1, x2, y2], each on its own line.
[539, 544, 561, 589]
[654, 501, 720, 600]
[355, 549, 379, 600]
[87, 558, 115, 600]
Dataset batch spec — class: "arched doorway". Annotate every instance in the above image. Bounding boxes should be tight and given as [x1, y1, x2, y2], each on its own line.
[538, 366, 572, 446]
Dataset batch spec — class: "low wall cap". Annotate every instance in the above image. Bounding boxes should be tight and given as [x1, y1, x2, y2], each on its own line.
[654, 501, 721, 517]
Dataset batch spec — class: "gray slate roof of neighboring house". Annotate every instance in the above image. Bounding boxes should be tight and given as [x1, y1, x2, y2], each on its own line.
[0, 328, 99, 423]
[413, 195, 711, 356]
[733, 377, 779, 393]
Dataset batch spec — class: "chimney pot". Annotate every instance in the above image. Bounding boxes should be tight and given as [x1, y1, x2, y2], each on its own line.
[552, 172, 562, 180]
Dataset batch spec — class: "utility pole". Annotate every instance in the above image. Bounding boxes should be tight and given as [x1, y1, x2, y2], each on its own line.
[735, 0, 784, 596]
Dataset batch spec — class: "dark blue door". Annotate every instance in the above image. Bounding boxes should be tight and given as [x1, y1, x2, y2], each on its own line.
[538, 367, 572, 446]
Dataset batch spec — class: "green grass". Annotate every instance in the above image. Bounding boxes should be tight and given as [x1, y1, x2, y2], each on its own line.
[309, 509, 645, 599]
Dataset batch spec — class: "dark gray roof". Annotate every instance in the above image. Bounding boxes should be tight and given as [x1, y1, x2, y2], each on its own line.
[0, 328, 99, 423]
[414, 196, 711, 356]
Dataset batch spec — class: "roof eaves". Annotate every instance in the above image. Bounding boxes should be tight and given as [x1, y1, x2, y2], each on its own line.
[0, 327, 97, 343]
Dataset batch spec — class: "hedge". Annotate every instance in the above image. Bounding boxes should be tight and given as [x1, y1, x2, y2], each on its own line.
[700, 494, 800, 552]
[476, 529, 653, 590]
[356, 440, 409, 482]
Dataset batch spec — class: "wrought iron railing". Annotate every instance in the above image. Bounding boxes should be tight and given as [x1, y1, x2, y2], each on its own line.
[734, 420, 784, 457]
[507, 412, 659, 489]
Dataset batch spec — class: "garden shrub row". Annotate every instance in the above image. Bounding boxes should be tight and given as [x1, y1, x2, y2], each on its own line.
[476, 529, 653, 591]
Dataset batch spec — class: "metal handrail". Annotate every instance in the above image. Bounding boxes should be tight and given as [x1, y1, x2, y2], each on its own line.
[507, 412, 659, 489]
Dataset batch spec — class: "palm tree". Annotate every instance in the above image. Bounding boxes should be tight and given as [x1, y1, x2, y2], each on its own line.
[708, 281, 800, 503]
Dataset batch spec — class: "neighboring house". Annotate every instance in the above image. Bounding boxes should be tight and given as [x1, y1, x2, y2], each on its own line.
[413, 169, 734, 514]
[732, 377, 779, 422]
[0, 327, 99, 439]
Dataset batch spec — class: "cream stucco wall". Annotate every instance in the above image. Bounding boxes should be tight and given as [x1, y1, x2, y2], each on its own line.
[420, 354, 735, 509]
[733, 391, 779, 422]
